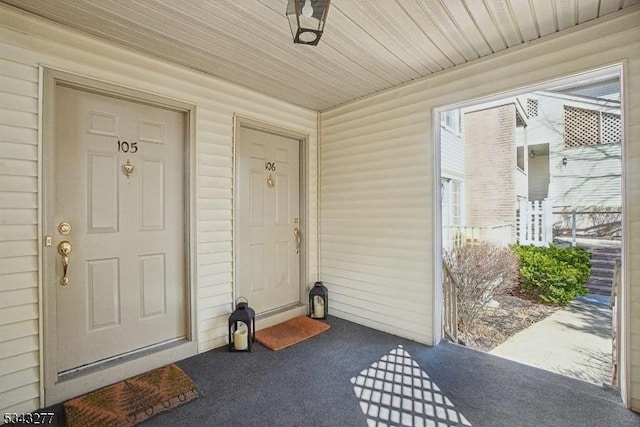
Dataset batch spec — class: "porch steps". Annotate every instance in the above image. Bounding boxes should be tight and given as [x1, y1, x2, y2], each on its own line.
[578, 243, 621, 296]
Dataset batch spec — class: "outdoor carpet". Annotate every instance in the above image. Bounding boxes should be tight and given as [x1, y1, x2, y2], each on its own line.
[64, 364, 199, 427]
[255, 315, 330, 351]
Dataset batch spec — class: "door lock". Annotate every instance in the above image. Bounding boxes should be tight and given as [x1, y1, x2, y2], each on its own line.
[58, 221, 71, 235]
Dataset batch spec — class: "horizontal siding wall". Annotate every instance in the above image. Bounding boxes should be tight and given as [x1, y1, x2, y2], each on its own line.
[549, 143, 622, 207]
[320, 9, 640, 409]
[0, 42, 40, 416]
[320, 103, 433, 344]
[628, 43, 640, 410]
[0, 6, 317, 414]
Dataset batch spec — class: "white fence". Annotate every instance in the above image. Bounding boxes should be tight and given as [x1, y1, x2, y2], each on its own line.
[517, 199, 552, 246]
[443, 225, 513, 249]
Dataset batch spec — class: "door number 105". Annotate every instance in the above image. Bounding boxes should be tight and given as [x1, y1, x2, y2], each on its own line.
[117, 140, 138, 153]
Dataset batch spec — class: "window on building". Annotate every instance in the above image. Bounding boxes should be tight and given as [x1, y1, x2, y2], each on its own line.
[516, 146, 525, 171]
[564, 106, 621, 147]
[441, 110, 460, 134]
[441, 178, 462, 227]
[515, 114, 526, 172]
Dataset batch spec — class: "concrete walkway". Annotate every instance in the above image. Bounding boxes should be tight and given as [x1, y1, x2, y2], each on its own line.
[490, 294, 613, 386]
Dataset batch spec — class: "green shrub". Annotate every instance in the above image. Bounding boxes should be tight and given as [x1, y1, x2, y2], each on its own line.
[513, 245, 591, 305]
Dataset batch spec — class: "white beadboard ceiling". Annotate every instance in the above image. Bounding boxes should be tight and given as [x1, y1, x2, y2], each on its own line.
[2, 0, 638, 110]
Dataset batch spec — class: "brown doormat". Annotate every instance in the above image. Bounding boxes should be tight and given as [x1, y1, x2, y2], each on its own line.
[255, 315, 330, 351]
[64, 364, 199, 427]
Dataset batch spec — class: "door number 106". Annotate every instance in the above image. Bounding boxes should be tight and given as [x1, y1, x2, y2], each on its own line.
[117, 140, 138, 153]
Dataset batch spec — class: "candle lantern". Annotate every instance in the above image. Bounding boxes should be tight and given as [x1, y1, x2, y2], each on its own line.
[228, 297, 255, 352]
[308, 281, 328, 320]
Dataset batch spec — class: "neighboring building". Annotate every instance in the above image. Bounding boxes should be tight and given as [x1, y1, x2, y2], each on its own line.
[462, 99, 528, 240]
[440, 109, 464, 232]
[441, 73, 622, 245]
[525, 75, 622, 210]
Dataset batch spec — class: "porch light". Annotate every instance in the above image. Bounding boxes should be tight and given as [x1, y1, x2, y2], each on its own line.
[286, 0, 331, 46]
[228, 297, 255, 352]
[309, 281, 328, 320]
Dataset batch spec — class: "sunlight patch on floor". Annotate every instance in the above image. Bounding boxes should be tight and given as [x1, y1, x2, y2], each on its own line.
[350, 345, 472, 427]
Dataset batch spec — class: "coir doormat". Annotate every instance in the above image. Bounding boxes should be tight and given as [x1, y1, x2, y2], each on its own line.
[64, 364, 199, 427]
[255, 315, 330, 351]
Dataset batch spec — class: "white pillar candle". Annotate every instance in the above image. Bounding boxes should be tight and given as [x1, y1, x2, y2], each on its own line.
[233, 328, 248, 351]
[313, 296, 325, 318]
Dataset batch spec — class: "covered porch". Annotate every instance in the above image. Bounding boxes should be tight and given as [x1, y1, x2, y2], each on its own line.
[1, 1, 640, 423]
[43, 317, 639, 426]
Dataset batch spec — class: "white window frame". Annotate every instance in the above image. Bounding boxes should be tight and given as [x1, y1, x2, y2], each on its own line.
[441, 110, 461, 135]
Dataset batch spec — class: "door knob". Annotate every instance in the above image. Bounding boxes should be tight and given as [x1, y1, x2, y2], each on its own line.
[58, 241, 72, 286]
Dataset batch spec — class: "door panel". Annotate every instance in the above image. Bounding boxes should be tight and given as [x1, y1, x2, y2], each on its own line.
[87, 152, 119, 232]
[237, 126, 300, 314]
[54, 86, 186, 373]
[86, 258, 120, 330]
[140, 159, 165, 230]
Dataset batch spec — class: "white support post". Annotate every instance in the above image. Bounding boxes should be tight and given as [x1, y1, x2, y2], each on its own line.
[533, 200, 540, 245]
[518, 199, 526, 245]
[571, 211, 577, 247]
[543, 199, 553, 245]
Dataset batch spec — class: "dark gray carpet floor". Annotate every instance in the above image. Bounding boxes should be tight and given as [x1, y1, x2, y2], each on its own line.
[34, 316, 639, 426]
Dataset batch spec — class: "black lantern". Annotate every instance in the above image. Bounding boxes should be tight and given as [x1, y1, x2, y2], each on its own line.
[309, 281, 328, 320]
[286, 0, 331, 46]
[228, 297, 255, 352]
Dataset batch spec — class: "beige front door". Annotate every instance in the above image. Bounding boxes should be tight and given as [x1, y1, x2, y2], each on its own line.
[236, 126, 301, 314]
[52, 85, 187, 373]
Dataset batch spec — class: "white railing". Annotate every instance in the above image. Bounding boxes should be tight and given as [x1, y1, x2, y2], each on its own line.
[610, 260, 621, 388]
[442, 261, 458, 343]
[518, 199, 552, 246]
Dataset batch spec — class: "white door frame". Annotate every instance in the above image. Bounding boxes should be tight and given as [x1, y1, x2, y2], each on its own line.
[432, 63, 630, 407]
[232, 115, 309, 318]
[40, 68, 198, 405]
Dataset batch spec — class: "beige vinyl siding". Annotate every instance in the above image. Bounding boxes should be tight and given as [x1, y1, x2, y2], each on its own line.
[320, 104, 433, 344]
[0, 48, 40, 415]
[320, 10, 640, 409]
[629, 49, 640, 410]
[0, 6, 317, 414]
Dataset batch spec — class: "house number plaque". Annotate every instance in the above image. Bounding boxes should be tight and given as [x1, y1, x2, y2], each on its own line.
[117, 140, 138, 153]
[265, 161, 276, 187]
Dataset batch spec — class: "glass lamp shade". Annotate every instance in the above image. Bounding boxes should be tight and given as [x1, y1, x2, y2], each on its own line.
[286, 0, 331, 46]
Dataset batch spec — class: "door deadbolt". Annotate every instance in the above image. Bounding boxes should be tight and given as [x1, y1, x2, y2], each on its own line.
[58, 221, 71, 235]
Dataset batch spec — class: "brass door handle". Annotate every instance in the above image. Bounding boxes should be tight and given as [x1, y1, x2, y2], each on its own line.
[58, 241, 72, 286]
[293, 227, 301, 254]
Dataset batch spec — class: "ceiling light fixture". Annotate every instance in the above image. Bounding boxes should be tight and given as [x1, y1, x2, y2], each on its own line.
[286, 0, 331, 46]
